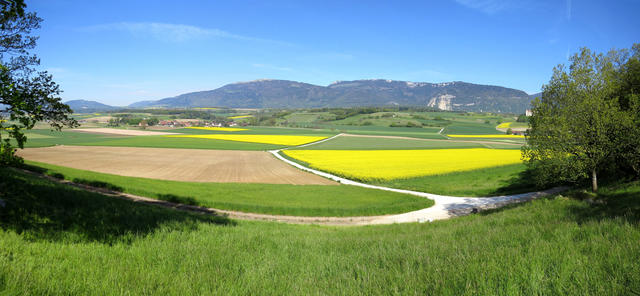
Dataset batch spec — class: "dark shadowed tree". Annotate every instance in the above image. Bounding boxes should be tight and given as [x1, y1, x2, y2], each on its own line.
[612, 44, 640, 176]
[0, 0, 77, 164]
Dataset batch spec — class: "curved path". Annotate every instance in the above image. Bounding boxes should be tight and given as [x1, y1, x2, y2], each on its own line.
[20, 133, 566, 225]
[269, 142, 566, 224]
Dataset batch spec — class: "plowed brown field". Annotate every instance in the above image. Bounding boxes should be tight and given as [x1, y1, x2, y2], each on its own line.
[17, 146, 336, 185]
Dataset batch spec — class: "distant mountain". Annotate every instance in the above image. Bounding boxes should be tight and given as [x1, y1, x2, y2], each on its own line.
[129, 79, 535, 113]
[65, 100, 118, 113]
[529, 92, 542, 100]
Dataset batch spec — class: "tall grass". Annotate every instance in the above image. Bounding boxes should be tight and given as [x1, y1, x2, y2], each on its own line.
[1, 167, 638, 294]
[21, 162, 433, 217]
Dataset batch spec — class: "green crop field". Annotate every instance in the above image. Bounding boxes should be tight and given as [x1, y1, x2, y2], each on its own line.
[172, 126, 336, 136]
[1, 166, 638, 295]
[443, 122, 505, 135]
[293, 135, 487, 150]
[23, 161, 433, 217]
[372, 163, 536, 196]
[77, 135, 285, 150]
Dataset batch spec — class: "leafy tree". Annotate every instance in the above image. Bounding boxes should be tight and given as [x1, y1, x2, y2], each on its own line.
[0, 0, 77, 164]
[612, 44, 640, 176]
[516, 114, 528, 123]
[522, 47, 630, 192]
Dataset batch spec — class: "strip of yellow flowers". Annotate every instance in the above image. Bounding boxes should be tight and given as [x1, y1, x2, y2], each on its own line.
[447, 134, 524, 138]
[496, 122, 512, 128]
[229, 115, 253, 119]
[186, 127, 248, 132]
[167, 134, 327, 146]
[283, 148, 522, 180]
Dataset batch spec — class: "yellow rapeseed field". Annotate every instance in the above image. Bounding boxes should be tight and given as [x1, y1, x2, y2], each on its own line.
[229, 115, 253, 119]
[186, 127, 248, 132]
[283, 148, 522, 180]
[167, 134, 327, 146]
[447, 134, 524, 139]
[496, 122, 512, 128]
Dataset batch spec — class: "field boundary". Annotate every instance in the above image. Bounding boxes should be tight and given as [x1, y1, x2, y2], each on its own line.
[15, 167, 565, 225]
[269, 149, 567, 224]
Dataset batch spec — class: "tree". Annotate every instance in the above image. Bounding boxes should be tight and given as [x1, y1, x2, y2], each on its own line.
[612, 44, 640, 176]
[506, 128, 513, 135]
[522, 46, 634, 192]
[0, 0, 77, 164]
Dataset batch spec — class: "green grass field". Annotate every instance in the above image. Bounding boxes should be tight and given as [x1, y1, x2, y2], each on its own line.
[1, 166, 638, 295]
[443, 122, 505, 135]
[172, 126, 336, 137]
[372, 163, 537, 196]
[77, 135, 285, 150]
[293, 135, 521, 150]
[22, 161, 433, 217]
[20, 129, 324, 150]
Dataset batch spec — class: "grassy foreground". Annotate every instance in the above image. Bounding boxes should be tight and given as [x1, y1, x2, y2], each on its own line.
[1, 166, 639, 294]
[21, 162, 433, 217]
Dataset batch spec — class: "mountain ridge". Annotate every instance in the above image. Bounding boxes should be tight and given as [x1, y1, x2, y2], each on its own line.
[69, 79, 538, 113]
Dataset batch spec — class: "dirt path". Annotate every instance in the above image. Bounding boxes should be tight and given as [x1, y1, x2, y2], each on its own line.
[17, 146, 336, 185]
[19, 168, 565, 225]
[17, 133, 563, 225]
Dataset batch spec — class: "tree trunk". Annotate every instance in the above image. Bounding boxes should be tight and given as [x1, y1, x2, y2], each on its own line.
[591, 168, 598, 193]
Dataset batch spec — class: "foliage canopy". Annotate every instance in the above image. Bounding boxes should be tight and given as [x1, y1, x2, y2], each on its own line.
[523, 45, 640, 191]
[0, 0, 77, 164]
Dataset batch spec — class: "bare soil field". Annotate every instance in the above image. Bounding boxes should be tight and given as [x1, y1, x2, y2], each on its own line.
[17, 146, 337, 185]
[79, 116, 114, 123]
[70, 128, 179, 136]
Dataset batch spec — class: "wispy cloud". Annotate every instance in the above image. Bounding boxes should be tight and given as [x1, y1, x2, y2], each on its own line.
[454, 0, 543, 15]
[251, 63, 294, 72]
[454, 0, 513, 14]
[565, 0, 572, 21]
[82, 22, 292, 45]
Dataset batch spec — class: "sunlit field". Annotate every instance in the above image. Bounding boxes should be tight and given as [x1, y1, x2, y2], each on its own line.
[283, 148, 522, 181]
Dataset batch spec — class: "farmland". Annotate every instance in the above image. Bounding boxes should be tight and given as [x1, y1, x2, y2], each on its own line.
[282, 148, 523, 181]
[1, 166, 638, 295]
[8, 107, 638, 294]
[166, 134, 328, 146]
[19, 162, 432, 217]
[17, 146, 336, 184]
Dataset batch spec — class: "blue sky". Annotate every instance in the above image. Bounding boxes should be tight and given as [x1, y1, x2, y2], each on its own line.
[30, 0, 640, 106]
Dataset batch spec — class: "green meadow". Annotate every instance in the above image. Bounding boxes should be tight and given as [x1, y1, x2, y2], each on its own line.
[1, 166, 638, 295]
[22, 161, 433, 217]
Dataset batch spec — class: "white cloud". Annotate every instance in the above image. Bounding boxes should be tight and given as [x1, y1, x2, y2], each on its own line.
[566, 0, 572, 21]
[82, 22, 292, 45]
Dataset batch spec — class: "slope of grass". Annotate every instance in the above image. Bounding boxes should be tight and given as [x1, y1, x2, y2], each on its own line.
[372, 163, 537, 196]
[1, 167, 639, 295]
[21, 162, 433, 217]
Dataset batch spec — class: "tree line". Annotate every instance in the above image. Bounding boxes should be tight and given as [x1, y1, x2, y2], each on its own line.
[523, 45, 640, 192]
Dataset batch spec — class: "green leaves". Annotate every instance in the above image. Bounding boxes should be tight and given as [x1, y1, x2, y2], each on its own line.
[0, 1, 77, 165]
[524, 45, 640, 191]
